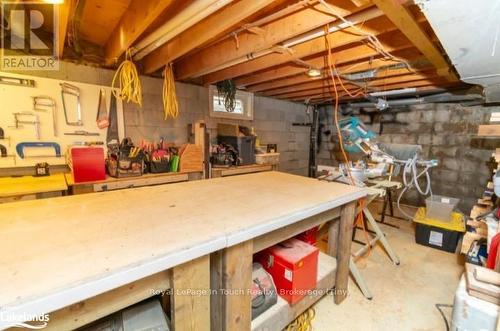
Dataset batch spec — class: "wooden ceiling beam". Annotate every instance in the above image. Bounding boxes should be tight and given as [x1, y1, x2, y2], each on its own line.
[371, 0, 458, 81]
[142, 0, 275, 74]
[57, 1, 71, 58]
[173, 2, 360, 80]
[104, 0, 176, 65]
[201, 13, 398, 85]
[276, 74, 441, 99]
[257, 61, 431, 95]
[288, 79, 449, 102]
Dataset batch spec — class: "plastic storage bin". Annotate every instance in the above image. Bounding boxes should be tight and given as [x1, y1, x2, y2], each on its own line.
[414, 207, 465, 253]
[425, 195, 459, 221]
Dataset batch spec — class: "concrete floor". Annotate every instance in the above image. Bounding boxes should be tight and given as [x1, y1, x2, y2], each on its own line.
[312, 203, 464, 331]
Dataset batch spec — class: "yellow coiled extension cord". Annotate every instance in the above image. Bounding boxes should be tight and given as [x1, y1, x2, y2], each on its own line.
[112, 49, 142, 106]
[162, 63, 179, 119]
[286, 308, 315, 331]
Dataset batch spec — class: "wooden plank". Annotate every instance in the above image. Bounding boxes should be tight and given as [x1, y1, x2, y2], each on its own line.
[212, 164, 273, 178]
[210, 251, 224, 331]
[253, 208, 340, 253]
[171, 255, 210, 331]
[45, 271, 170, 331]
[93, 173, 189, 192]
[0, 172, 366, 329]
[335, 201, 356, 304]
[57, 1, 71, 57]
[174, 3, 354, 79]
[143, 0, 275, 74]
[478, 125, 500, 137]
[327, 219, 340, 258]
[104, 0, 176, 65]
[251, 252, 337, 331]
[203, 27, 412, 85]
[371, 0, 457, 81]
[221, 241, 253, 331]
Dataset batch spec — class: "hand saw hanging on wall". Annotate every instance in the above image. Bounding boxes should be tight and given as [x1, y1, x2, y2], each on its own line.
[96, 89, 109, 129]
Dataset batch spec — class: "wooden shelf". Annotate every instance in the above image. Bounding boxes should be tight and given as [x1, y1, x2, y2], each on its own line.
[252, 252, 337, 331]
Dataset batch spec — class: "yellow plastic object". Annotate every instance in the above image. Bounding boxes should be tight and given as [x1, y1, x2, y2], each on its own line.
[413, 207, 465, 232]
[0, 173, 67, 198]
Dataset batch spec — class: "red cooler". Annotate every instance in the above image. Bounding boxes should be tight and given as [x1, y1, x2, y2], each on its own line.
[68, 147, 106, 183]
[255, 238, 319, 305]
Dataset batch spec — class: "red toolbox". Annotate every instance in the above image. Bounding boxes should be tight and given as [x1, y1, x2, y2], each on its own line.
[296, 227, 318, 246]
[68, 147, 106, 183]
[255, 238, 319, 305]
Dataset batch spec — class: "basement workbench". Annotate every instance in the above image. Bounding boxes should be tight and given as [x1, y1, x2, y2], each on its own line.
[0, 171, 365, 330]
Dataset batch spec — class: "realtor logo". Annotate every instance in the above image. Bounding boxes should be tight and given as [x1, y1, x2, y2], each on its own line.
[0, 1, 60, 70]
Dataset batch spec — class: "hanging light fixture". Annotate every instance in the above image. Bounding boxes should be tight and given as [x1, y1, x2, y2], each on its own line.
[307, 68, 322, 78]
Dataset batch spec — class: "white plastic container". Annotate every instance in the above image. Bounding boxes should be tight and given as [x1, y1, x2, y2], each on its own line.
[255, 153, 280, 165]
[451, 274, 499, 331]
[425, 195, 459, 221]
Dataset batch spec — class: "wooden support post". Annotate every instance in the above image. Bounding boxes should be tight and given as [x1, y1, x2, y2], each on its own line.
[334, 201, 356, 304]
[171, 255, 210, 331]
[327, 219, 340, 258]
[219, 241, 253, 331]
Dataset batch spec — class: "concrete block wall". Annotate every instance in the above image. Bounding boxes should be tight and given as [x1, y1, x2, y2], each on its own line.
[20, 62, 310, 176]
[317, 103, 496, 212]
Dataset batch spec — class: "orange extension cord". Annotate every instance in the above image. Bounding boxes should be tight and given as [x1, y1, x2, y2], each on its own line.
[324, 24, 370, 256]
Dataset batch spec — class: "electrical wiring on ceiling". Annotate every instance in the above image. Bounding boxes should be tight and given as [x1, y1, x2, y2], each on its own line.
[112, 49, 143, 106]
[162, 63, 179, 119]
[318, 0, 415, 74]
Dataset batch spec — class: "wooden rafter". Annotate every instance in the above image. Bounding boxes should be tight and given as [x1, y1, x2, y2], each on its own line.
[173, 2, 359, 80]
[104, 0, 176, 65]
[57, 1, 71, 58]
[142, 0, 276, 74]
[371, 0, 458, 81]
[277, 74, 441, 99]
[250, 55, 428, 93]
[263, 68, 435, 97]
[200, 13, 408, 85]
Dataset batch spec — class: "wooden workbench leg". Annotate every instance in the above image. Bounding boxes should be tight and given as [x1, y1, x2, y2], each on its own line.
[171, 255, 210, 331]
[334, 201, 356, 304]
[219, 241, 253, 331]
[327, 218, 340, 258]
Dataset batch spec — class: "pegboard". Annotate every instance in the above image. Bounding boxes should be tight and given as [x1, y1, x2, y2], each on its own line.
[0, 71, 125, 168]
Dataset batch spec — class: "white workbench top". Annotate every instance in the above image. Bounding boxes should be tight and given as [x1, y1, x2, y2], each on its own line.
[0, 171, 365, 328]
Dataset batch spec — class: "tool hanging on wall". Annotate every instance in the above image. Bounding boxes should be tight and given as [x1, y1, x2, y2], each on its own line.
[96, 89, 110, 129]
[106, 92, 119, 145]
[16, 142, 62, 159]
[0, 144, 16, 165]
[33, 96, 58, 136]
[0, 75, 36, 88]
[64, 130, 100, 136]
[11, 112, 41, 140]
[0, 127, 11, 147]
[60, 82, 83, 126]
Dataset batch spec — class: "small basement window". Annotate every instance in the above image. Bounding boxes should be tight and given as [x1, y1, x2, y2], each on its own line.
[209, 85, 254, 120]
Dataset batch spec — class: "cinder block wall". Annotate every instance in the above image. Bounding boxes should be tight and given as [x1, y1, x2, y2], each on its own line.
[317, 103, 496, 212]
[19, 62, 310, 176]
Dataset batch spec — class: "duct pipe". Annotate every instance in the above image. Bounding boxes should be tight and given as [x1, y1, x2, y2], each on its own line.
[347, 92, 484, 108]
[133, 0, 234, 60]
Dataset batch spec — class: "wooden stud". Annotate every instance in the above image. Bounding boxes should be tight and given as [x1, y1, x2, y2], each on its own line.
[327, 220, 340, 258]
[104, 0, 176, 65]
[335, 201, 356, 304]
[371, 0, 458, 81]
[143, 0, 276, 74]
[171, 255, 210, 331]
[221, 241, 253, 331]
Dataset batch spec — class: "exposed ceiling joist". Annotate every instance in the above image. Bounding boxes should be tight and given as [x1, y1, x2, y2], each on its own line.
[104, 0, 176, 65]
[142, 0, 275, 74]
[201, 8, 394, 85]
[57, 2, 71, 58]
[173, 2, 359, 80]
[371, 0, 458, 81]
